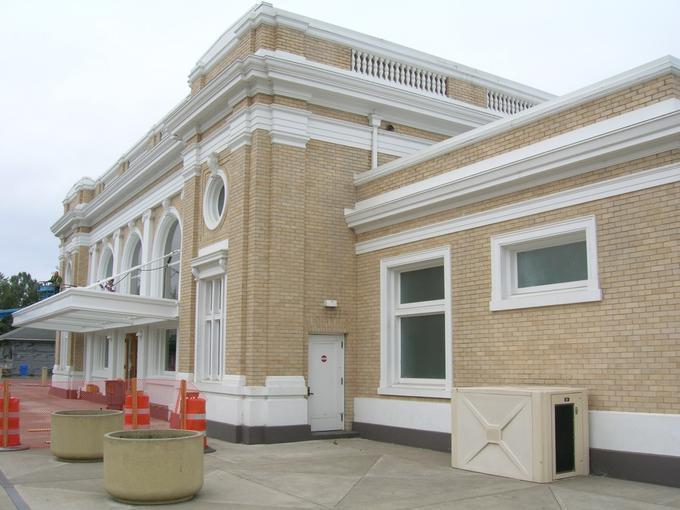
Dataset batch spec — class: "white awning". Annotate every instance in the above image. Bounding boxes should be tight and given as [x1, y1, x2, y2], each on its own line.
[12, 288, 178, 333]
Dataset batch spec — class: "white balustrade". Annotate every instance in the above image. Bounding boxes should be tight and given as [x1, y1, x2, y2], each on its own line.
[351, 49, 447, 96]
[486, 89, 535, 115]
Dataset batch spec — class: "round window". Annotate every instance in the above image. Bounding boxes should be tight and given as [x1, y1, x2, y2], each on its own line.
[203, 173, 227, 230]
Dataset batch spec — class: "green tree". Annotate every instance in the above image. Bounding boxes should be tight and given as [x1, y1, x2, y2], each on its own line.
[0, 272, 40, 334]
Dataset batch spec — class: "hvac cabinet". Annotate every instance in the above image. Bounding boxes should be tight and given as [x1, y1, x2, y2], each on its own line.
[452, 386, 589, 482]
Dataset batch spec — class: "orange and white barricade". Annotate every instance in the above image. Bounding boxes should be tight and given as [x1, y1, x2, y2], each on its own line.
[0, 380, 28, 451]
[124, 379, 150, 429]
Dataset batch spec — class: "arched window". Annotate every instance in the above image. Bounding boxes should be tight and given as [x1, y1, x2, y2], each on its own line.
[126, 236, 142, 295]
[99, 247, 115, 291]
[163, 220, 181, 299]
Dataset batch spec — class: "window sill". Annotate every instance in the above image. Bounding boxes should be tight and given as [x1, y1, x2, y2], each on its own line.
[378, 385, 451, 399]
[490, 287, 602, 311]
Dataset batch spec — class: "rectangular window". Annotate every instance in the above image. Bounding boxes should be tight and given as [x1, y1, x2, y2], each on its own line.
[163, 329, 177, 372]
[380, 247, 452, 399]
[490, 216, 601, 311]
[92, 335, 110, 372]
[198, 277, 225, 381]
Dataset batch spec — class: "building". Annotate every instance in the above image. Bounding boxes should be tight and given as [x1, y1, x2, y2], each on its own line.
[0, 327, 55, 377]
[12, 2, 679, 487]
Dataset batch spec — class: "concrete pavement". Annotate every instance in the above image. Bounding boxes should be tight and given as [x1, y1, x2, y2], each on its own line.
[1, 437, 680, 509]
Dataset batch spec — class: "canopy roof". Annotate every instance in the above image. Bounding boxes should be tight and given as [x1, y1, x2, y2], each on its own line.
[11, 288, 178, 333]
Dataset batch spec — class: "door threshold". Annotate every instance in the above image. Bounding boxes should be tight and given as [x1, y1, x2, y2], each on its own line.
[310, 430, 360, 440]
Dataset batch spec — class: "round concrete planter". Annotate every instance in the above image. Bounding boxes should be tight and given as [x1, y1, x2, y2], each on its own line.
[50, 409, 124, 461]
[103, 429, 204, 505]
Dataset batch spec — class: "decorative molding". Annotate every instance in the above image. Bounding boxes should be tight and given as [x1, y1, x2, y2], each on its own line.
[356, 55, 680, 185]
[191, 3, 553, 104]
[191, 249, 228, 280]
[62, 177, 96, 204]
[171, 50, 498, 141]
[355, 162, 680, 254]
[198, 239, 229, 258]
[52, 135, 182, 237]
[348, 99, 680, 232]
[207, 152, 222, 176]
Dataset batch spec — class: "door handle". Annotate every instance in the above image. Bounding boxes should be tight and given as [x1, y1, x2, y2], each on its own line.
[307, 386, 314, 396]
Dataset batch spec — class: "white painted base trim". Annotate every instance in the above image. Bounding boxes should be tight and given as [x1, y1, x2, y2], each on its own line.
[354, 397, 450, 433]
[589, 410, 680, 457]
[354, 397, 680, 457]
[191, 374, 309, 428]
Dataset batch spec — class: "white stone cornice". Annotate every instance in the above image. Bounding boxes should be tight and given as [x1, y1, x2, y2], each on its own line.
[347, 99, 680, 233]
[52, 135, 183, 238]
[356, 55, 680, 186]
[355, 163, 680, 254]
[62, 177, 96, 204]
[170, 50, 497, 140]
[190, 2, 553, 103]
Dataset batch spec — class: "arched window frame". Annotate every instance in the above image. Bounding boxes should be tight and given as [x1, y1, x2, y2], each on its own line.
[97, 244, 115, 290]
[151, 207, 182, 300]
[120, 229, 144, 295]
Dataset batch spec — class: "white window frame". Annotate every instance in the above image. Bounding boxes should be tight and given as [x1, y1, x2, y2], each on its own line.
[203, 170, 228, 230]
[379, 246, 452, 399]
[92, 335, 112, 377]
[197, 277, 225, 382]
[191, 248, 228, 384]
[160, 328, 177, 375]
[490, 216, 602, 311]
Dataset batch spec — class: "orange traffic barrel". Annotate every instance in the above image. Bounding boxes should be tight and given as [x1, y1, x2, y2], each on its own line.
[185, 393, 206, 435]
[124, 391, 150, 428]
[0, 397, 21, 447]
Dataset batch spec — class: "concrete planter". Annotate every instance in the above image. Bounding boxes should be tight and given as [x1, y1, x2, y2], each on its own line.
[103, 429, 204, 505]
[51, 409, 124, 461]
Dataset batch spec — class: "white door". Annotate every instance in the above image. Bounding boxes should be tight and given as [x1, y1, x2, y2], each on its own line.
[308, 335, 344, 432]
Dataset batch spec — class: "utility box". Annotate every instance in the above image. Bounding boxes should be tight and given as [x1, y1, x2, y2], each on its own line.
[452, 386, 589, 483]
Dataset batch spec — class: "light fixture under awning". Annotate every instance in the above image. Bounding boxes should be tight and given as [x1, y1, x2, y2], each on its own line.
[11, 288, 178, 333]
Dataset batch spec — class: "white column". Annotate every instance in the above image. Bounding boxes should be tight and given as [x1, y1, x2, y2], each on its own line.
[89, 244, 99, 284]
[135, 328, 147, 382]
[111, 229, 122, 276]
[369, 114, 382, 169]
[141, 210, 154, 296]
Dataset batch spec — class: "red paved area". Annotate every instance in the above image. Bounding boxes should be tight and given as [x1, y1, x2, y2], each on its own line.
[3, 378, 168, 449]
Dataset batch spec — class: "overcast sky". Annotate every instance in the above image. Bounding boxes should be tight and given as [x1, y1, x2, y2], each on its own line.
[0, 0, 678, 280]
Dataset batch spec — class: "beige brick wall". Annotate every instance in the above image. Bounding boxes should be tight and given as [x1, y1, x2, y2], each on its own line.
[447, 77, 487, 107]
[359, 74, 680, 200]
[379, 121, 449, 142]
[177, 174, 200, 373]
[354, 178, 680, 415]
[192, 26, 350, 94]
[223, 145, 250, 376]
[359, 150, 680, 243]
[202, 134, 363, 425]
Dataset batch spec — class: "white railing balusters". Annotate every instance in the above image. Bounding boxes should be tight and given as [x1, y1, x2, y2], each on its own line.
[486, 89, 534, 115]
[349, 48, 448, 96]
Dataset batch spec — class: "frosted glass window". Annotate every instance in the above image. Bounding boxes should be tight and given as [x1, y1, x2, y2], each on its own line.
[400, 266, 444, 303]
[400, 314, 445, 379]
[517, 241, 587, 288]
